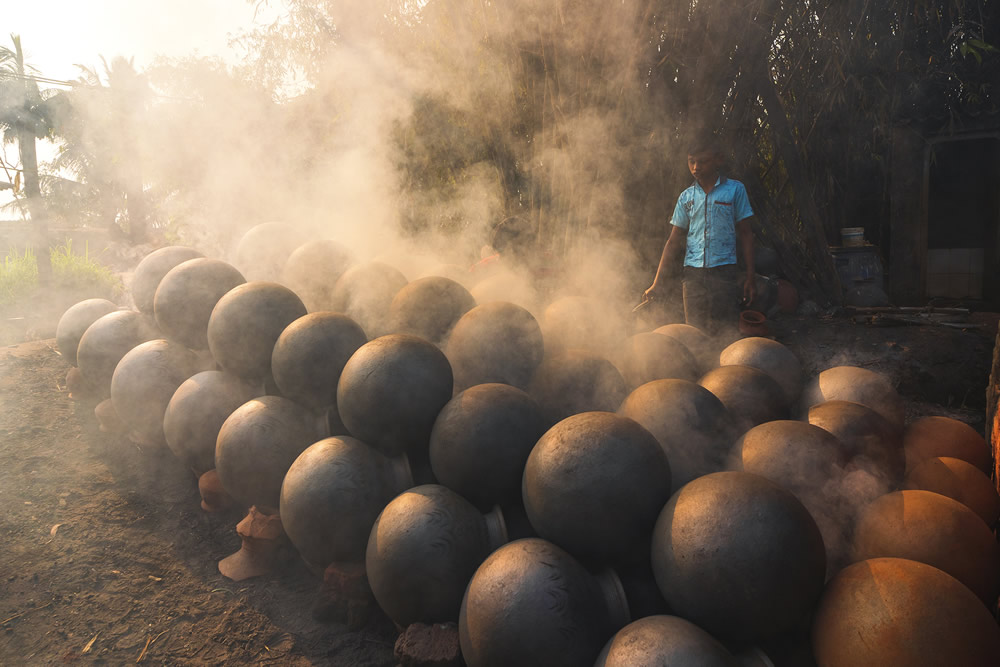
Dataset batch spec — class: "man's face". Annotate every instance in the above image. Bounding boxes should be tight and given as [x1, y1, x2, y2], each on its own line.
[688, 151, 721, 183]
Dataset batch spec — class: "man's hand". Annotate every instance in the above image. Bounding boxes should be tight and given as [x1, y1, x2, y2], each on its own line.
[743, 274, 757, 306]
[644, 281, 667, 302]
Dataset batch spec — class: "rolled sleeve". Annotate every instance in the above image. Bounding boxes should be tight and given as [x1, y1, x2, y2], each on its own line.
[670, 194, 690, 230]
[733, 183, 754, 222]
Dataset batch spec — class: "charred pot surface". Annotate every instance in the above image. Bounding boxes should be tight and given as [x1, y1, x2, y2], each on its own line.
[337, 334, 454, 457]
[207, 281, 307, 381]
[902, 415, 992, 474]
[214, 395, 321, 511]
[76, 310, 161, 398]
[163, 370, 262, 475]
[458, 538, 629, 667]
[110, 339, 200, 445]
[56, 299, 119, 367]
[153, 258, 246, 351]
[719, 336, 802, 407]
[446, 301, 545, 392]
[800, 365, 904, 432]
[386, 275, 477, 346]
[812, 558, 1000, 667]
[698, 365, 788, 437]
[651, 472, 826, 643]
[279, 436, 412, 569]
[595, 615, 737, 667]
[618, 379, 737, 490]
[617, 332, 699, 389]
[851, 489, 1000, 605]
[130, 246, 203, 315]
[528, 350, 628, 427]
[903, 456, 1000, 527]
[330, 261, 409, 339]
[280, 239, 357, 312]
[522, 411, 672, 564]
[270, 312, 368, 412]
[428, 383, 547, 508]
[366, 484, 506, 626]
[540, 296, 626, 359]
[807, 399, 905, 490]
[231, 221, 308, 283]
[653, 323, 717, 375]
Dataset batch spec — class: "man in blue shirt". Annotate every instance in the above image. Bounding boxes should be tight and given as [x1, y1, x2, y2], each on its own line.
[644, 136, 756, 337]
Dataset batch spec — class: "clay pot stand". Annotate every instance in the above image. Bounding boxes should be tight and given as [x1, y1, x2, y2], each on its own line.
[219, 506, 287, 581]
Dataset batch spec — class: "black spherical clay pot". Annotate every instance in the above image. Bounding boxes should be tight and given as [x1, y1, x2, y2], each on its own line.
[446, 301, 545, 392]
[153, 258, 246, 350]
[653, 323, 717, 374]
[56, 298, 118, 367]
[207, 281, 307, 381]
[618, 379, 737, 490]
[77, 310, 161, 397]
[529, 350, 627, 427]
[852, 489, 1000, 605]
[386, 275, 477, 346]
[110, 339, 200, 444]
[807, 399, 904, 489]
[271, 312, 368, 412]
[595, 615, 737, 667]
[337, 334, 453, 457]
[650, 471, 826, 643]
[698, 364, 788, 436]
[232, 221, 308, 283]
[429, 383, 546, 508]
[800, 365, 904, 432]
[280, 239, 357, 312]
[459, 538, 630, 667]
[215, 395, 321, 511]
[618, 332, 699, 389]
[279, 436, 412, 568]
[719, 336, 802, 407]
[330, 261, 408, 339]
[522, 412, 672, 564]
[540, 296, 626, 358]
[131, 246, 203, 315]
[812, 558, 1000, 667]
[163, 370, 261, 475]
[366, 484, 506, 626]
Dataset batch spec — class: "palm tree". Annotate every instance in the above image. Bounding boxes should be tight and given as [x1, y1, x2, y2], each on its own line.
[0, 34, 55, 281]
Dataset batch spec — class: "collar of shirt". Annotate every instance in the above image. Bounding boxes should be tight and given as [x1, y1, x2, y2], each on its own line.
[693, 175, 724, 193]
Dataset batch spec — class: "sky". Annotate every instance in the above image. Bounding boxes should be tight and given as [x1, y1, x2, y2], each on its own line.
[2, 1, 281, 211]
[5, 0, 278, 81]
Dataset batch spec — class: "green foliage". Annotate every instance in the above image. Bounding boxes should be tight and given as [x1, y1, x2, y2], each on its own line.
[0, 246, 37, 305]
[48, 239, 121, 299]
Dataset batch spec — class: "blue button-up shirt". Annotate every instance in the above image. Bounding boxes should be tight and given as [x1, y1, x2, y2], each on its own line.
[670, 176, 754, 268]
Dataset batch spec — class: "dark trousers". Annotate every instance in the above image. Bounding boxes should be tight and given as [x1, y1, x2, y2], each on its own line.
[682, 264, 741, 338]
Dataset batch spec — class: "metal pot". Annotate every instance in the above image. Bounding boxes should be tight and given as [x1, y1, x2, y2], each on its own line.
[330, 261, 408, 339]
[528, 350, 627, 427]
[595, 615, 736, 667]
[77, 310, 161, 397]
[280, 239, 356, 312]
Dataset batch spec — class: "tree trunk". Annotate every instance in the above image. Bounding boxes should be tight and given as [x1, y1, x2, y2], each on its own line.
[18, 129, 51, 287]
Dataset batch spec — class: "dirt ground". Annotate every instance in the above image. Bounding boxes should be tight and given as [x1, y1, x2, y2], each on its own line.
[0, 306, 996, 664]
